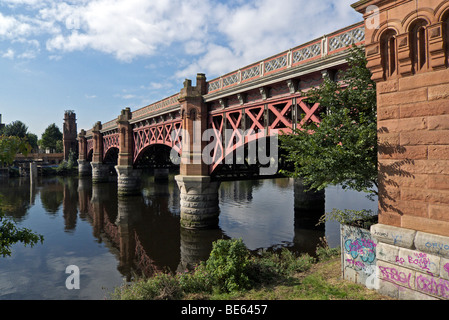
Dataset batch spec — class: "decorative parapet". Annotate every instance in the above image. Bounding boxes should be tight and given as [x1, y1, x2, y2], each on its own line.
[206, 21, 365, 94]
[81, 21, 364, 139]
[131, 93, 181, 122]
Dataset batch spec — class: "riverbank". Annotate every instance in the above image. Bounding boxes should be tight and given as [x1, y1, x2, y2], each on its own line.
[110, 239, 393, 301]
[203, 254, 392, 300]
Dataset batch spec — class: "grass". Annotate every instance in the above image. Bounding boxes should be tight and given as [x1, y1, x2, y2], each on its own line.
[202, 255, 392, 301]
[110, 238, 393, 301]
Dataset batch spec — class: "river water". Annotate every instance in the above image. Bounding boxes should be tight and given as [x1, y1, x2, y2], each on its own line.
[0, 173, 377, 300]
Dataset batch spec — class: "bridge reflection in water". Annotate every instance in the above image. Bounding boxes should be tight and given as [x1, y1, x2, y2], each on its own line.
[75, 173, 362, 280]
[0, 173, 376, 299]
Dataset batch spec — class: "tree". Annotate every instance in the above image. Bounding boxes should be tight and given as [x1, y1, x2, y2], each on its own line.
[279, 45, 377, 197]
[0, 135, 31, 166]
[0, 135, 43, 257]
[26, 133, 39, 152]
[0, 204, 44, 257]
[2, 120, 28, 138]
[40, 123, 63, 153]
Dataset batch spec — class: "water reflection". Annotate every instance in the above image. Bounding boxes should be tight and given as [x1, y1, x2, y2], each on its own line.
[0, 174, 376, 299]
[80, 176, 329, 277]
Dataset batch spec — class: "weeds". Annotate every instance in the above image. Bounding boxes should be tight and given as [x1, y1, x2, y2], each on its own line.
[111, 238, 341, 300]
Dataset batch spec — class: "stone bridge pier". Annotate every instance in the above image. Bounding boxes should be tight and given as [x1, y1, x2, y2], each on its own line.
[91, 122, 110, 183]
[175, 74, 221, 229]
[115, 108, 141, 196]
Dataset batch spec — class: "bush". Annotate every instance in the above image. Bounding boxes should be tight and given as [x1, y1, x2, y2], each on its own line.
[318, 208, 378, 230]
[315, 237, 340, 262]
[111, 238, 340, 300]
[178, 263, 212, 294]
[204, 238, 251, 293]
[114, 272, 183, 300]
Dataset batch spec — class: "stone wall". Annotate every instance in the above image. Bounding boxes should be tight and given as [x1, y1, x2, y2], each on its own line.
[372, 223, 449, 300]
[341, 224, 377, 286]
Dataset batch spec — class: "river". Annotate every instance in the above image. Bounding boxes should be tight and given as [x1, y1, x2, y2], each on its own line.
[0, 173, 377, 300]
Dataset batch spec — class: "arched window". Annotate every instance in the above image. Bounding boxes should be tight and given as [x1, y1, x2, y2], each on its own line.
[380, 29, 397, 79]
[409, 19, 428, 73]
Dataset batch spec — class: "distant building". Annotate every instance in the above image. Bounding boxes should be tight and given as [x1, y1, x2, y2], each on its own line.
[63, 110, 78, 161]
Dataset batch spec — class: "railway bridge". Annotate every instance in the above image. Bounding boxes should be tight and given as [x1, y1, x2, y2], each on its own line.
[71, 0, 449, 300]
[75, 22, 365, 229]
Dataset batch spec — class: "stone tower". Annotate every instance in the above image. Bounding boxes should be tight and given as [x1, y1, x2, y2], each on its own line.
[63, 110, 78, 161]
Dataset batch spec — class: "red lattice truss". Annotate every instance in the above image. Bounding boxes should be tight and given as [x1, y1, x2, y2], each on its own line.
[133, 120, 182, 162]
[103, 133, 120, 159]
[208, 96, 321, 173]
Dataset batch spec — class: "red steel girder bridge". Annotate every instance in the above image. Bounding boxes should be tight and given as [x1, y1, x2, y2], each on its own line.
[77, 21, 365, 178]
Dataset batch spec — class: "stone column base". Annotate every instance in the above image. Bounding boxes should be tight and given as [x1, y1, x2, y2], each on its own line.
[175, 175, 220, 229]
[115, 165, 141, 196]
[78, 160, 92, 177]
[91, 162, 109, 183]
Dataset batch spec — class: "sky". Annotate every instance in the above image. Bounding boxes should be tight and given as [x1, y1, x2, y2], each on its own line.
[0, 0, 363, 137]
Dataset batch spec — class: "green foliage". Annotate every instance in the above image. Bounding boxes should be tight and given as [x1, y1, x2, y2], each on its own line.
[204, 238, 251, 293]
[0, 197, 44, 257]
[178, 263, 213, 294]
[2, 121, 28, 138]
[0, 135, 31, 166]
[40, 123, 63, 153]
[111, 238, 342, 300]
[315, 237, 341, 262]
[279, 45, 377, 196]
[114, 272, 183, 300]
[250, 248, 315, 283]
[56, 151, 78, 175]
[318, 208, 378, 230]
[26, 133, 39, 152]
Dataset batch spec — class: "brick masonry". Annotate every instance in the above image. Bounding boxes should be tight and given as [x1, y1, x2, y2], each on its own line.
[351, 0, 449, 299]
[353, 0, 449, 237]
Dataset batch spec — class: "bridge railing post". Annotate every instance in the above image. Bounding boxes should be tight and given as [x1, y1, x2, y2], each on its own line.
[175, 73, 220, 229]
[115, 108, 141, 195]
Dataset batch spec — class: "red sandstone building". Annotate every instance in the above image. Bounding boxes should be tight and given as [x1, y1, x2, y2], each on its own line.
[352, 0, 449, 299]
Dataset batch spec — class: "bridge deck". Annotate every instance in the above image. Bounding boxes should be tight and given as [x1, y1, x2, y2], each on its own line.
[83, 21, 365, 139]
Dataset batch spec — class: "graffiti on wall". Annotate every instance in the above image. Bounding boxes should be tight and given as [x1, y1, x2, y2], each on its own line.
[378, 264, 449, 299]
[342, 225, 377, 273]
[395, 252, 437, 273]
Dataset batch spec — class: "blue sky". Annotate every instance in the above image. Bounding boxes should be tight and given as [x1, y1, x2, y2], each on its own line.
[0, 0, 362, 137]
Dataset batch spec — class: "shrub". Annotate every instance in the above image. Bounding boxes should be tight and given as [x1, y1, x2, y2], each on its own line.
[315, 237, 340, 262]
[178, 263, 212, 294]
[114, 272, 183, 300]
[204, 238, 251, 293]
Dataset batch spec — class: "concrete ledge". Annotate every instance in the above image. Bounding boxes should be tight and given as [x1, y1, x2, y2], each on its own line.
[415, 231, 449, 259]
[370, 224, 416, 249]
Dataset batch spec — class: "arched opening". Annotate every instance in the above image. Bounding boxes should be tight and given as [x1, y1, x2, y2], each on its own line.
[210, 136, 287, 180]
[104, 147, 119, 166]
[103, 147, 119, 176]
[87, 149, 93, 162]
[380, 29, 397, 80]
[134, 144, 177, 171]
[409, 19, 428, 73]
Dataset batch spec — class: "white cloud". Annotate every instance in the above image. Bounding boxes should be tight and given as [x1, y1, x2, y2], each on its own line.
[177, 0, 362, 79]
[41, 0, 214, 62]
[0, 0, 362, 78]
[2, 48, 15, 59]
